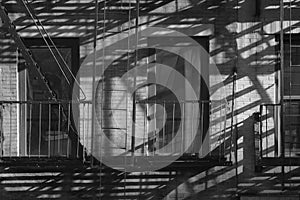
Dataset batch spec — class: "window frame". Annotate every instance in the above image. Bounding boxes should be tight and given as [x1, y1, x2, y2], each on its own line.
[17, 38, 80, 156]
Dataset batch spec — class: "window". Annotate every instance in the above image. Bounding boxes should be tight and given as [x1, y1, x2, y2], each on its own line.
[18, 38, 79, 156]
[145, 36, 209, 155]
[281, 35, 300, 156]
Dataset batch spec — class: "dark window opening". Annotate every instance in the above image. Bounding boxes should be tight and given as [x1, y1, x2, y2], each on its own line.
[280, 35, 300, 157]
[18, 38, 79, 157]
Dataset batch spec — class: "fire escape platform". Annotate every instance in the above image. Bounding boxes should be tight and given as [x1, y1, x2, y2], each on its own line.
[257, 157, 300, 166]
[0, 155, 232, 171]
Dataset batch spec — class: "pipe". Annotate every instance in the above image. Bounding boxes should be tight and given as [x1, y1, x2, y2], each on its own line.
[280, 0, 285, 190]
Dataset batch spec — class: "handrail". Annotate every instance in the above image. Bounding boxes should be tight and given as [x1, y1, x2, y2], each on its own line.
[0, 100, 93, 104]
[136, 99, 213, 104]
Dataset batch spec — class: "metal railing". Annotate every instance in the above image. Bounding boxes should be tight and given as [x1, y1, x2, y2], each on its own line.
[259, 104, 280, 158]
[259, 102, 300, 159]
[0, 100, 91, 159]
[134, 100, 230, 159]
[0, 99, 230, 162]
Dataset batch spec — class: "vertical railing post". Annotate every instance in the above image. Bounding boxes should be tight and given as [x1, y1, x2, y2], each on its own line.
[254, 110, 262, 172]
[58, 104, 61, 156]
[181, 102, 185, 154]
[191, 102, 195, 154]
[280, 0, 285, 189]
[223, 102, 228, 159]
[230, 71, 237, 163]
[143, 102, 146, 155]
[200, 101, 204, 157]
[219, 103, 223, 159]
[38, 102, 42, 157]
[162, 101, 166, 154]
[274, 105, 278, 157]
[48, 104, 51, 157]
[0, 103, 3, 157]
[28, 103, 32, 157]
[208, 101, 212, 157]
[266, 105, 268, 157]
[67, 102, 71, 158]
[172, 102, 175, 154]
[82, 103, 85, 162]
[259, 105, 263, 159]
[131, 96, 136, 157]
[9, 103, 12, 157]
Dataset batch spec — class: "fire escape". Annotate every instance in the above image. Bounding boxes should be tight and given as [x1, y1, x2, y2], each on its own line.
[0, 0, 233, 176]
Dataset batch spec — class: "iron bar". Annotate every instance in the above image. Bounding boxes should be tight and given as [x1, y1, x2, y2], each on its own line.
[48, 104, 51, 157]
[131, 0, 140, 157]
[0, 104, 3, 157]
[9, 103, 12, 157]
[230, 72, 237, 162]
[58, 104, 61, 155]
[219, 103, 222, 158]
[191, 103, 195, 153]
[67, 102, 71, 158]
[172, 103, 175, 153]
[223, 103, 227, 158]
[38, 103, 42, 157]
[143, 103, 146, 155]
[91, 0, 99, 167]
[82, 103, 85, 162]
[266, 105, 268, 157]
[28, 103, 32, 157]
[181, 102, 185, 154]
[280, 0, 285, 189]
[208, 101, 212, 157]
[23, 102, 27, 156]
[162, 101, 166, 154]
[260, 105, 263, 159]
[200, 101, 204, 156]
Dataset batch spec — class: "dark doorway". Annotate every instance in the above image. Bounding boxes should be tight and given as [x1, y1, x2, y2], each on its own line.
[18, 38, 79, 157]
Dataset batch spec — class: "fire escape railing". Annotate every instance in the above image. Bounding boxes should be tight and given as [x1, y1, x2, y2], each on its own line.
[0, 99, 232, 166]
[0, 100, 91, 158]
[257, 104, 281, 160]
[135, 100, 231, 161]
[256, 103, 300, 167]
